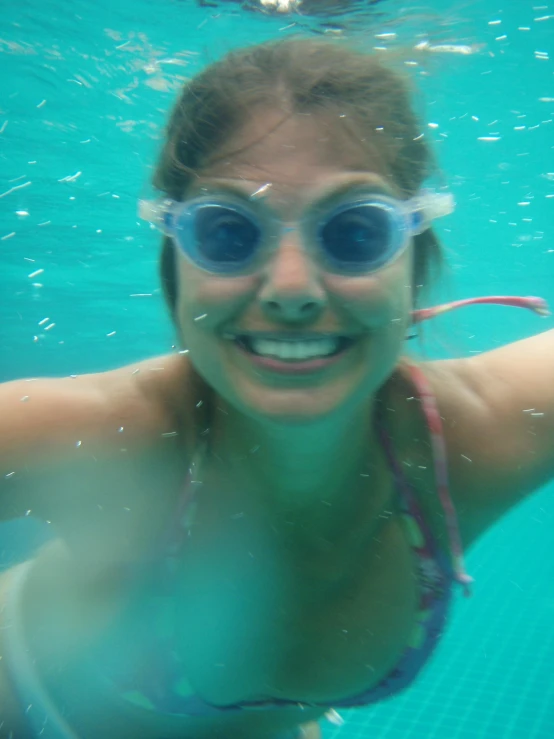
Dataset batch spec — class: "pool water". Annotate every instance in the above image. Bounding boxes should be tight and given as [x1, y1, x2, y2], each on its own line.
[1, 0, 553, 736]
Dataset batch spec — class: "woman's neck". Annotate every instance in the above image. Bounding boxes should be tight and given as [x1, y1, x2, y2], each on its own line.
[211, 394, 382, 519]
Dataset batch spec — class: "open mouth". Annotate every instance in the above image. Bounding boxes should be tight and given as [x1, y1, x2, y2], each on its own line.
[225, 334, 356, 363]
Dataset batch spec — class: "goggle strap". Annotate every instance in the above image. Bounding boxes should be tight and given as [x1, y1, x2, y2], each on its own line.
[410, 191, 455, 235]
[139, 199, 177, 233]
[412, 295, 550, 324]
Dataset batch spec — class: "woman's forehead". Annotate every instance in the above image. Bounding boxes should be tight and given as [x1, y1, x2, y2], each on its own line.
[195, 111, 393, 207]
[203, 111, 386, 173]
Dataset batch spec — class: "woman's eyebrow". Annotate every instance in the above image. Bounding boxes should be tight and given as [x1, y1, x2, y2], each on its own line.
[189, 175, 395, 204]
[186, 179, 254, 199]
[314, 179, 394, 203]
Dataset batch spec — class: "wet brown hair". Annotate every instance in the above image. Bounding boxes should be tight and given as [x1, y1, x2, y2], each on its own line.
[153, 37, 443, 317]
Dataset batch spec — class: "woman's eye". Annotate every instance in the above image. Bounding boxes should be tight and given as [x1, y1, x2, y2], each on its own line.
[195, 207, 261, 263]
[322, 205, 391, 263]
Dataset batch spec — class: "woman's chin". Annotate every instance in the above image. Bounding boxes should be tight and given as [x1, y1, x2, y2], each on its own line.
[227, 365, 376, 425]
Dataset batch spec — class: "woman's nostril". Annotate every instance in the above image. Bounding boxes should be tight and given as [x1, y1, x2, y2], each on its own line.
[263, 297, 323, 321]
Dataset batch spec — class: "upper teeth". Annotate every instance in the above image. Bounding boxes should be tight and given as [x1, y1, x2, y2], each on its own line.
[250, 338, 339, 360]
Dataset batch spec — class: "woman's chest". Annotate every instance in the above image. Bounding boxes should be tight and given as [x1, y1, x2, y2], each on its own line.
[166, 511, 421, 706]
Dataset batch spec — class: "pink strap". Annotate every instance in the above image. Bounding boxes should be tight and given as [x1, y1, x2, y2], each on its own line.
[404, 360, 474, 597]
[412, 295, 549, 324]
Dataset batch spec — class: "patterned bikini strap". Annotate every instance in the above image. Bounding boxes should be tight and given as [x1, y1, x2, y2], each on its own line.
[405, 294, 549, 597]
[161, 440, 209, 559]
[403, 359, 474, 597]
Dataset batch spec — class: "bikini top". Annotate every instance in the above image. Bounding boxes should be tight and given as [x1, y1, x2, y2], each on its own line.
[96, 294, 548, 724]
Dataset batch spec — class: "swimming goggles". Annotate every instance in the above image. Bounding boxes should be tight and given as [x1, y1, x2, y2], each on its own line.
[138, 189, 455, 276]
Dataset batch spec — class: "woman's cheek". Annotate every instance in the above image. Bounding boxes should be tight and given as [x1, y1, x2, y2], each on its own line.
[324, 275, 410, 329]
[194, 274, 260, 306]
[176, 268, 260, 334]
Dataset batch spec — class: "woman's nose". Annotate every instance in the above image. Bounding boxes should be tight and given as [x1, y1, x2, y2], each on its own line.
[258, 233, 326, 323]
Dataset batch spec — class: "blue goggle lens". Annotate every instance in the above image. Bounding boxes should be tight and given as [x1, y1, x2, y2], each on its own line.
[318, 203, 395, 271]
[175, 200, 402, 273]
[193, 204, 261, 268]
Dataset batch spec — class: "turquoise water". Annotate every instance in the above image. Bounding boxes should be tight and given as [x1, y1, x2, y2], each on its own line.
[1, 0, 553, 736]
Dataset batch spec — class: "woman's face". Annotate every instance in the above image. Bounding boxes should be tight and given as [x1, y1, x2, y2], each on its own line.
[173, 111, 414, 423]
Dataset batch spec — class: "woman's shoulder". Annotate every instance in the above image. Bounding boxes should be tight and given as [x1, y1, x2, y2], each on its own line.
[0, 353, 201, 524]
[383, 356, 472, 435]
[110, 352, 196, 424]
[83, 351, 204, 451]
[0, 353, 199, 474]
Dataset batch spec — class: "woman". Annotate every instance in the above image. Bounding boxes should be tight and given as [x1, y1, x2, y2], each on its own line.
[0, 38, 552, 739]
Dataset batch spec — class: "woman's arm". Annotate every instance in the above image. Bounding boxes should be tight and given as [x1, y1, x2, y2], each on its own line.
[0, 354, 189, 521]
[432, 329, 554, 545]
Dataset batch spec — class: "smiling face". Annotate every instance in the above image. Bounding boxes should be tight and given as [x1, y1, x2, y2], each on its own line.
[173, 111, 414, 423]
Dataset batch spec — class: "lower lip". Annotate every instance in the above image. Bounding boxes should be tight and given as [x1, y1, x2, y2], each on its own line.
[233, 340, 356, 375]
